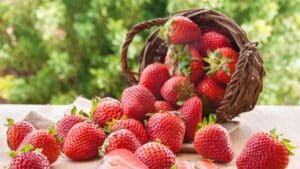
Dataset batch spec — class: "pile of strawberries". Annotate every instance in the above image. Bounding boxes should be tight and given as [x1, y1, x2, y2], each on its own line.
[5, 16, 295, 169]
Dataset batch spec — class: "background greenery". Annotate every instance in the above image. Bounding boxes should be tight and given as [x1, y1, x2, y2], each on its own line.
[0, 0, 299, 105]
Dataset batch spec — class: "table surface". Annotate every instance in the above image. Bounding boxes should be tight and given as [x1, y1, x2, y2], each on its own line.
[0, 104, 299, 169]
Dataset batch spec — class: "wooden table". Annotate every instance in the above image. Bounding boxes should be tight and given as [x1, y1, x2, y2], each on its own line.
[0, 105, 299, 169]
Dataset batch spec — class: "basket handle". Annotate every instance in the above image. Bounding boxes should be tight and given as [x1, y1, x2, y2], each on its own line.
[121, 18, 168, 84]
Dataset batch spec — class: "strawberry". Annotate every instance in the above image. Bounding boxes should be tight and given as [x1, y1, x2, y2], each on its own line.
[236, 129, 295, 169]
[193, 115, 234, 163]
[56, 107, 85, 143]
[63, 122, 106, 161]
[199, 31, 232, 57]
[10, 145, 50, 169]
[135, 142, 176, 169]
[159, 16, 201, 45]
[91, 98, 123, 127]
[178, 96, 203, 142]
[110, 118, 148, 144]
[161, 76, 194, 105]
[165, 45, 205, 83]
[196, 76, 225, 104]
[121, 85, 155, 121]
[204, 47, 238, 84]
[6, 118, 35, 150]
[18, 129, 60, 164]
[98, 149, 149, 169]
[147, 111, 185, 152]
[139, 63, 170, 98]
[100, 129, 141, 156]
[154, 100, 176, 112]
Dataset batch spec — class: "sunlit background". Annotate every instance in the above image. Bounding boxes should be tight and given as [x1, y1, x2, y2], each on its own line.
[0, 0, 299, 105]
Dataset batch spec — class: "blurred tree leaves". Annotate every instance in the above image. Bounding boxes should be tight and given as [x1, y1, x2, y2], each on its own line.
[0, 0, 299, 105]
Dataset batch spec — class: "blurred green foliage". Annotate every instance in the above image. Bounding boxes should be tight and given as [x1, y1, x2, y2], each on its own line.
[0, 0, 299, 105]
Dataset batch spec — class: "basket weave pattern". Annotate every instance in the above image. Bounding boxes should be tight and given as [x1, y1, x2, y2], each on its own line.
[121, 9, 265, 122]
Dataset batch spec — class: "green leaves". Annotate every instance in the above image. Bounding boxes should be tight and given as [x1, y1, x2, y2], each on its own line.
[198, 114, 216, 128]
[269, 128, 296, 156]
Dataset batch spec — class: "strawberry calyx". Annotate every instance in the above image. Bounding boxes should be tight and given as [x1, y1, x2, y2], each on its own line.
[9, 145, 42, 158]
[48, 126, 64, 144]
[89, 96, 102, 117]
[5, 118, 15, 129]
[171, 164, 177, 169]
[198, 114, 216, 129]
[203, 49, 233, 76]
[269, 129, 296, 156]
[159, 17, 175, 44]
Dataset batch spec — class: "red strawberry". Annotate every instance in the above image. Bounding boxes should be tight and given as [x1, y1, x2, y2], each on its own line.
[204, 47, 238, 84]
[165, 46, 205, 83]
[178, 96, 203, 142]
[236, 129, 295, 169]
[92, 98, 123, 127]
[196, 76, 225, 104]
[121, 85, 155, 121]
[98, 149, 149, 169]
[135, 142, 175, 169]
[100, 129, 141, 156]
[19, 129, 60, 164]
[63, 122, 106, 161]
[10, 145, 50, 169]
[154, 100, 176, 112]
[6, 118, 35, 150]
[159, 16, 201, 45]
[139, 63, 170, 98]
[199, 31, 232, 56]
[56, 107, 85, 142]
[147, 111, 185, 152]
[110, 118, 148, 144]
[161, 76, 194, 105]
[193, 115, 234, 163]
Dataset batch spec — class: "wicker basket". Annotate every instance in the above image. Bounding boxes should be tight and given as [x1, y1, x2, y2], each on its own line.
[121, 9, 265, 123]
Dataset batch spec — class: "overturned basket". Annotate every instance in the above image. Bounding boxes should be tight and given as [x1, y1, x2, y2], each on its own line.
[121, 8, 265, 123]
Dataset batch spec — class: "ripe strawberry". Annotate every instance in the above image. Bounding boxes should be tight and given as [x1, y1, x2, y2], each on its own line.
[199, 31, 232, 56]
[159, 16, 201, 45]
[139, 63, 170, 98]
[91, 98, 123, 127]
[100, 129, 141, 156]
[110, 118, 148, 144]
[154, 100, 176, 112]
[193, 115, 234, 163]
[56, 107, 85, 143]
[6, 118, 35, 150]
[161, 76, 194, 105]
[121, 85, 155, 121]
[63, 122, 106, 161]
[10, 145, 50, 169]
[236, 129, 295, 169]
[204, 47, 238, 84]
[178, 96, 203, 142]
[196, 76, 225, 104]
[19, 129, 60, 164]
[135, 142, 176, 169]
[147, 111, 185, 152]
[98, 149, 149, 169]
[165, 45, 205, 83]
